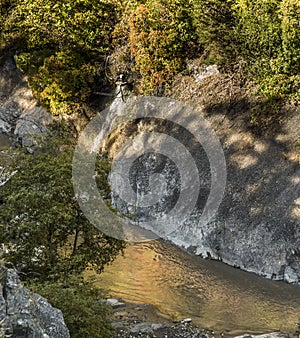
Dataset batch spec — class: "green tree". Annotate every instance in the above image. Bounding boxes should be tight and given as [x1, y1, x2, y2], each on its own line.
[233, 0, 300, 102]
[0, 137, 125, 280]
[280, 0, 300, 74]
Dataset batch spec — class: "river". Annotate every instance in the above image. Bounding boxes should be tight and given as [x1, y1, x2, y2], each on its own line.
[89, 240, 300, 336]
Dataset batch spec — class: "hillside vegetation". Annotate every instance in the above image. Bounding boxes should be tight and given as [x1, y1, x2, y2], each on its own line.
[0, 0, 299, 116]
[0, 1, 299, 336]
[0, 130, 126, 337]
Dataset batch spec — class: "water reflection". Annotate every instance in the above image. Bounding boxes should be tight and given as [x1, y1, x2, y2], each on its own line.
[89, 240, 300, 335]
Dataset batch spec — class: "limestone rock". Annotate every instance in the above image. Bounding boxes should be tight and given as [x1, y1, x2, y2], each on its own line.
[105, 96, 300, 283]
[0, 267, 70, 338]
[0, 59, 52, 150]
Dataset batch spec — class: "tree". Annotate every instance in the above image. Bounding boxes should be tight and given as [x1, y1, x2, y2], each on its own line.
[0, 0, 118, 115]
[192, 0, 237, 65]
[0, 136, 125, 280]
[129, 0, 196, 91]
[233, 0, 300, 102]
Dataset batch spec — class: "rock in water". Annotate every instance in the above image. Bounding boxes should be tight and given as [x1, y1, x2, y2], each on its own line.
[0, 267, 70, 338]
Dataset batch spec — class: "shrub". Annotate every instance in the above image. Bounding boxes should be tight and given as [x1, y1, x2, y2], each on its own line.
[1, 0, 299, 109]
[15, 50, 99, 115]
[29, 276, 114, 338]
[279, 0, 300, 75]
[233, 0, 300, 102]
[192, 0, 237, 65]
[1, 0, 117, 114]
[129, 0, 196, 92]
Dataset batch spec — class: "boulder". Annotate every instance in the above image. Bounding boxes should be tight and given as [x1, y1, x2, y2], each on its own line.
[235, 333, 288, 338]
[0, 267, 70, 338]
[0, 59, 52, 150]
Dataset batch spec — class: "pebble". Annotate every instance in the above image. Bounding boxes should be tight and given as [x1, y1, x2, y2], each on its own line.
[181, 318, 192, 323]
[105, 298, 126, 308]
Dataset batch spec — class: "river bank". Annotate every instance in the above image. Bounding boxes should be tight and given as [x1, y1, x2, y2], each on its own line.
[89, 240, 300, 336]
[106, 298, 292, 338]
[1, 59, 300, 337]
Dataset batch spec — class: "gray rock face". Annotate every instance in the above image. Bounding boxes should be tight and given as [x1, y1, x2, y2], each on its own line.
[0, 59, 52, 150]
[130, 322, 166, 334]
[104, 96, 300, 283]
[0, 267, 70, 338]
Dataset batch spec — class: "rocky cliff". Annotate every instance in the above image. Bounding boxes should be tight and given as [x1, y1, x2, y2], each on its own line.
[1, 59, 300, 284]
[0, 59, 52, 151]
[101, 68, 300, 283]
[0, 266, 70, 338]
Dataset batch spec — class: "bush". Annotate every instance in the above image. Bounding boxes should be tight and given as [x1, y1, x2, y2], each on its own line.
[1, 0, 117, 114]
[129, 0, 196, 92]
[15, 50, 100, 115]
[192, 0, 237, 65]
[10, 0, 115, 51]
[1, 0, 299, 109]
[29, 276, 114, 338]
[279, 0, 300, 75]
[233, 0, 300, 102]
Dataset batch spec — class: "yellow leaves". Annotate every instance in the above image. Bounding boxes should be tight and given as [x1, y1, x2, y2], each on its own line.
[279, 0, 300, 38]
[74, 12, 84, 24]
[128, 0, 195, 92]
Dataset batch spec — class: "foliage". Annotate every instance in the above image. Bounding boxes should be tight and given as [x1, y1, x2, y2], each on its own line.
[192, 0, 237, 65]
[28, 276, 114, 338]
[0, 134, 125, 280]
[128, 0, 196, 91]
[280, 0, 300, 74]
[1, 0, 117, 115]
[234, 0, 282, 61]
[233, 0, 300, 102]
[11, 0, 114, 51]
[15, 50, 99, 115]
[1, 0, 299, 108]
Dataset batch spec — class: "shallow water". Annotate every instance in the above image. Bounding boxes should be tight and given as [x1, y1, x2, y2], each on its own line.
[89, 240, 300, 336]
